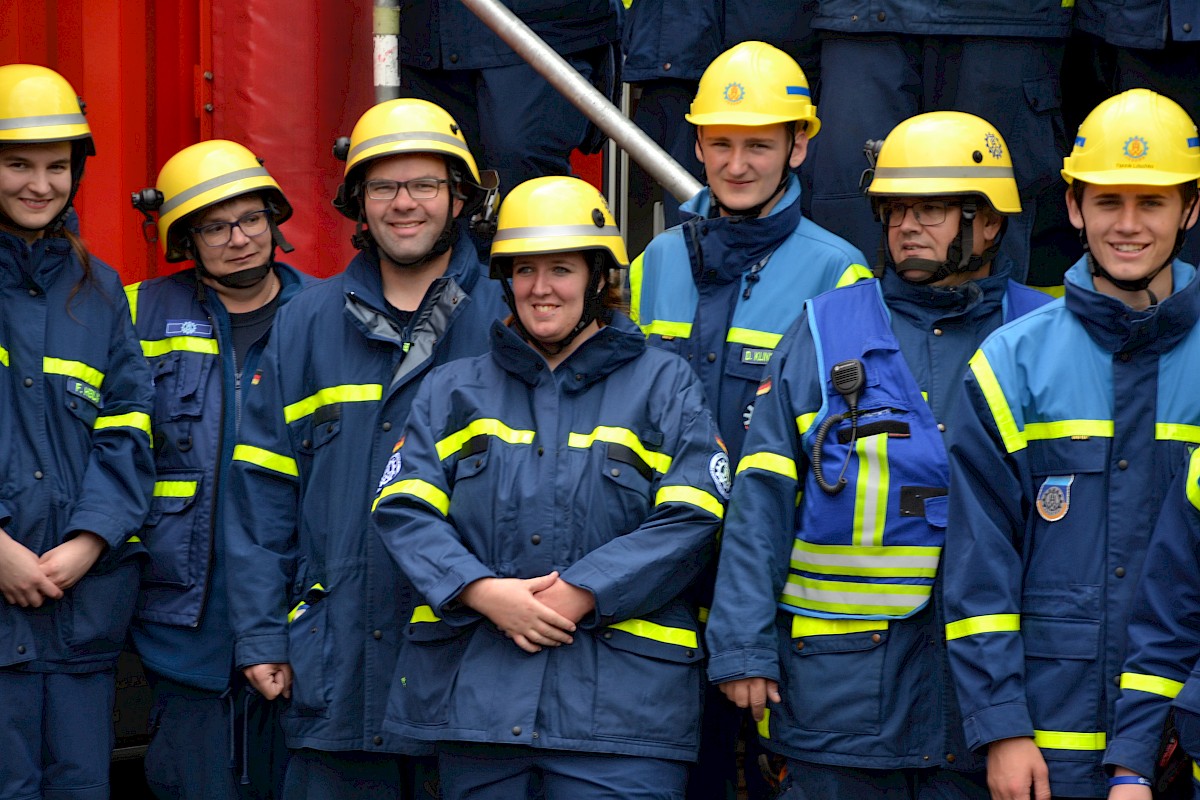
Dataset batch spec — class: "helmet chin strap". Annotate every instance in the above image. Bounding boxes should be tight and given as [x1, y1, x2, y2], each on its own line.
[882, 201, 1003, 285]
[502, 252, 610, 358]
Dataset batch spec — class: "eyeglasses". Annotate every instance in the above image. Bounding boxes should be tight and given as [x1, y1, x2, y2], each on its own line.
[192, 209, 271, 247]
[879, 200, 960, 228]
[362, 178, 448, 202]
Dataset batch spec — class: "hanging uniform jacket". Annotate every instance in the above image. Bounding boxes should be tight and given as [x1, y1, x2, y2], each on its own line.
[943, 256, 1200, 798]
[127, 264, 310, 691]
[1076, 0, 1200, 49]
[0, 230, 154, 671]
[399, 0, 618, 72]
[371, 314, 725, 761]
[705, 265, 1048, 768]
[1106, 448, 1200, 786]
[224, 235, 506, 753]
[630, 175, 871, 463]
[812, 0, 1074, 38]
[623, 0, 721, 84]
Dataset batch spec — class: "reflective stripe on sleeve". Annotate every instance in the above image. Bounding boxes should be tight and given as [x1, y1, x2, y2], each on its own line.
[735, 451, 798, 480]
[372, 478, 450, 515]
[94, 411, 152, 437]
[283, 384, 383, 424]
[654, 485, 724, 519]
[836, 263, 874, 288]
[797, 412, 817, 436]
[945, 613, 1020, 641]
[232, 444, 299, 477]
[0, 345, 7, 367]
[1120, 672, 1184, 699]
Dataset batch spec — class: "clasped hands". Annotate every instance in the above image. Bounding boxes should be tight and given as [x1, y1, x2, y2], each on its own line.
[460, 571, 596, 654]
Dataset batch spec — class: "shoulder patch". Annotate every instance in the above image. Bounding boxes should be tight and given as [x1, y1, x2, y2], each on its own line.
[709, 451, 732, 500]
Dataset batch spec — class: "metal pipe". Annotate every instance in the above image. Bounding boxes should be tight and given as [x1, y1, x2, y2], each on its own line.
[458, 0, 703, 204]
[374, 0, 401, 102]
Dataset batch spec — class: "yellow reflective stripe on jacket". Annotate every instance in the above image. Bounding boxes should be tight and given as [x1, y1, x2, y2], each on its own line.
[969, 350, 1025, 454]
[125, 282, 141, 325]
[153, 480, 198, 498]
[852, 434, 888, 547]
[608, 618, 697, 648]
[629, 252, 644, 324]
[757, 707, 771, 740]
[569, 426, 671, 474]
[1158, 423, 1200, 444]
[410, 605, 442, 623]
[791, 616, 888, 638]
[779, 574, 930, 617]
[283, 383, 383, 424]
[736, 451, 798, 480]
[797, 412, 817, 436]
[372, 478, 450, 515]
[790, 539, 940, 578]
[727, 328, 782, 349]
[655, 485, 724, 519]
[641, 319, 693, 339]
[0, 344, 8, 367]
[1193, 761, 1200, 782]
[141, 336, 220, 357]
[287, 583, 326, 623]
[436, 418, 536, 461]
[95, 411, 152, 436]
[232, 444, 299, 477]
[1024, 419, 1113, 441]
[1187, 449, 1200, 512]
[837, 263, 874, 287]
[43, 357, 105, 388]
[1120, 672, 1185, 699]
[945, 613, 1021, 641]
[1034, 730, 1106, 751]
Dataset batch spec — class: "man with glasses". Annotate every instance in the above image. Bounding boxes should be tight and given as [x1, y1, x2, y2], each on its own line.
[222, 98, 505, 800]
[126, 139, 310, 800]
[705, 111, 1048, 800]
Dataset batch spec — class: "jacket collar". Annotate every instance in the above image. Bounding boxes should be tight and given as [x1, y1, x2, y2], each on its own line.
[490, 312, 646, 390]
[882, 255, 1013, 327]
[1064, 256, 1200, 355]
[343, 224, 483, 313]
[0, 229, 73, 290]
[679, 174, 806, 285]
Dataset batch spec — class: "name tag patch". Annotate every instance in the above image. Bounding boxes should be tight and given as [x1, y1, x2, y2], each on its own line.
[68, 379, 103, 408]
[741, 347, 774, 365]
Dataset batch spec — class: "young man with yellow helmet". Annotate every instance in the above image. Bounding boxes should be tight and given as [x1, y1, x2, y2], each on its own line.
[942, 88, 1200, 800]
[222, 98, 505, 799]
[126, 139, 310, 800]
[705, 111, 1049, 800]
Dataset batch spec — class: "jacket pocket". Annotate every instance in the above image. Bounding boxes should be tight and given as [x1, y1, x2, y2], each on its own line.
[783, 620, 889, 735]
[1022, 584, 1102, 757]
[287, 585, 333, 717]
[140, 470, 205, 588]
[391, 608, 474, 728]
[592, 615, 704, 746]
[0, 601, 37, 667]
[60, 559, 140, 655]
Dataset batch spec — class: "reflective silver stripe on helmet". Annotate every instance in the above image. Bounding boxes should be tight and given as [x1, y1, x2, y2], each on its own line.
[348, 130, 469, 163]
[160, 167, 272, 217]
[0, 112, 88, 130]
[493, 224, 621, 242]
[872, 166, 1014, 180]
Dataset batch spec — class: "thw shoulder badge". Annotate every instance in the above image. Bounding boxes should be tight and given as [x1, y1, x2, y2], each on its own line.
[1036, 475, 1073, 522]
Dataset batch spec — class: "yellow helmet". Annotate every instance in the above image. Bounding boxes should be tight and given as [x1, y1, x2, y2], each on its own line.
[490, 176, 628, 278]
[333, 98, 483, 220]
[1062, 88, 1200, 187]
[867, 111, 1021, 214]
[0, 64, 94, 155]
[140, 139, 291, 262]
[686, 41, 820, 137]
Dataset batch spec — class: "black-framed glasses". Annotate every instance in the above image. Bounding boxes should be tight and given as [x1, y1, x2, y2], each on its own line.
[362, 178, 448, 202]
[192, 208, 271, 247]
[879, 200, 960, 228]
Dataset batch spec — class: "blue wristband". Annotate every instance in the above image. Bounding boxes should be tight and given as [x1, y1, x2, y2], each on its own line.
[1107, 776, 1152, 787]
